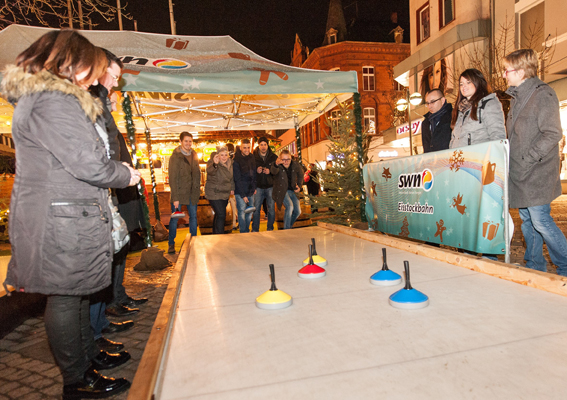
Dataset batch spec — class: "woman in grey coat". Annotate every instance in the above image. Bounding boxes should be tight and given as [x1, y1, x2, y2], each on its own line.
[504, 49, 567, 276]
[205, 146, 234, 234]
[1, 31, 140, 398]
[449, 68, 506, 148]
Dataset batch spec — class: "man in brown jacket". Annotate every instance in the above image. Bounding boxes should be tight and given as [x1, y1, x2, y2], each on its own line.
[168, 132, 201, 253]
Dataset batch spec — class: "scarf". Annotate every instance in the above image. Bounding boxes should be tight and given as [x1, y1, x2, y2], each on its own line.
[458, 98, 472, 114]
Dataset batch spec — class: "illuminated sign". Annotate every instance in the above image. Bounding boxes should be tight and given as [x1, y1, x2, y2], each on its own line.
[378, 150, 399, 158]
[396, 118, 424, 137]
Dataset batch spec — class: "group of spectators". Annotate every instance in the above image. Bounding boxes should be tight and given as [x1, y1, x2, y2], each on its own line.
[419, 49, 567, 277]
[167, 133, 318, 253]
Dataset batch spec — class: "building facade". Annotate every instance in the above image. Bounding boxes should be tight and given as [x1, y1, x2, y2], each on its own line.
[288, 0, 410, 165]
[392, 0, 567, 170]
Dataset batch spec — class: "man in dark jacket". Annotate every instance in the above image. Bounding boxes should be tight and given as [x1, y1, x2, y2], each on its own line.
[421, 89, 453, 153]
[89, 50, 143, 355]
[271, 149, 304, 229]
[252, 137, 278, 232]
[168, 131, 201, 251]
[233, 139, 257, 233]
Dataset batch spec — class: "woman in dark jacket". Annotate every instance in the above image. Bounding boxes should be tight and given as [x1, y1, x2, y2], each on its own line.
[205, 146, 234, 234]
[504, 49, 567, 276]
[449, 68, 506, 148]
[1, 31, 139, 399]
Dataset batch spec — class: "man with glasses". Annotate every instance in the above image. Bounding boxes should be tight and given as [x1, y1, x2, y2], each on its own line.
[271, 149, 304, 229]
[421, 89, 453, 153]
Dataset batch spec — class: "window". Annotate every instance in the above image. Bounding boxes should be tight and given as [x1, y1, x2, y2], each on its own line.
[330, 110, 341, 133]
[326, 28, 338, 45]
[310, 122, 315, 144]
[362, 66, 375, 91]
[363, 108, 376, 134]
[393, 80, 405, 91]
[439, 0, 455, 29]
[517, 1, 545, 53]
[417, 3, 430, 44]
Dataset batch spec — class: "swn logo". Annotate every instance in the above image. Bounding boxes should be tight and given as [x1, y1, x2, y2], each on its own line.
[398, 169, 434, 192]
[119, 56, 190, 70]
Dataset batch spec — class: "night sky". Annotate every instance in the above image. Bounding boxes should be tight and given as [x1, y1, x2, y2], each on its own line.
[94, 0, 409, 65]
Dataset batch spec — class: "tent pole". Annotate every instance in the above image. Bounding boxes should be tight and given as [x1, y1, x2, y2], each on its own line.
[131, 97, 162, 223]
[353, 93, 367, 222]
[168, 0, 176, 35]
[294, 115, 302, 162]
[122, 93, 153, 247]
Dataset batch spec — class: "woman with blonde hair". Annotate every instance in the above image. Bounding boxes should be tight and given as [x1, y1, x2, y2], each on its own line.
[1, 30, 140, 399]
[504, 48, 567, 276]
[205, 145, 234, 234]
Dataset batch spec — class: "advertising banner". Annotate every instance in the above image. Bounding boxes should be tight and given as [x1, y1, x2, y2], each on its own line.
[364, 140, 508, 254]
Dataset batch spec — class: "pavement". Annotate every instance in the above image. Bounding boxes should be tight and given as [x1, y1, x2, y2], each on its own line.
[0, 234, 181, 400]
[1, 196, 567, 399]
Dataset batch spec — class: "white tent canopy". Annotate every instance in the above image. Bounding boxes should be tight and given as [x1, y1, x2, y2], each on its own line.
[0, 25, 358, 139]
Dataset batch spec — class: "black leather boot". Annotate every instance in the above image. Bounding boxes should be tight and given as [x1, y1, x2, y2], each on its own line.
[62, 368, 130, 399]
[90, 350, 131, 370]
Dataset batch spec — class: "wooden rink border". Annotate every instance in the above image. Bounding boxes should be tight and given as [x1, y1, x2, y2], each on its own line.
[318, 222, 567, 298]
[127, 234, 193, 400]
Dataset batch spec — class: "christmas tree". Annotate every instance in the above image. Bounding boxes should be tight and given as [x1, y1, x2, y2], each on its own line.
[307, 101, 368, 226]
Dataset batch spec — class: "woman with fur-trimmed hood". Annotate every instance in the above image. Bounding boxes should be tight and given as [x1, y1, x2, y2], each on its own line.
[1, 30, 139, 398]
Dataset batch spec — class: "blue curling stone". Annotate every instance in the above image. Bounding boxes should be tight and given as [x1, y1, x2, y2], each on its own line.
[369, 270, 402, 286]
[389, 288, 429, 309]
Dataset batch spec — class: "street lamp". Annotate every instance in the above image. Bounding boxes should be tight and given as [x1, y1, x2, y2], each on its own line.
[396, 91, 422, 155]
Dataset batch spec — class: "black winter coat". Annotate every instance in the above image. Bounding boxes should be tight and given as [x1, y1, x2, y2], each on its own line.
[421, 101, 453, 153]
[253, 147, 278, 188]
[271, 160, 304, 209]
[233, 149, 257, 197]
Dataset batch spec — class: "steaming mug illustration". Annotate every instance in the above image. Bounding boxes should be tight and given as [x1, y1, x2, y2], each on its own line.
[482, 161, 496, 186]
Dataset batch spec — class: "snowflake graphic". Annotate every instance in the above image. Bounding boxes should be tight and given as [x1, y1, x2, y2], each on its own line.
[449, 150, 465, 172]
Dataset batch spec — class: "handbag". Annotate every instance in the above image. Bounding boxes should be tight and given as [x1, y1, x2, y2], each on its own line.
[108, 195, 130, 253]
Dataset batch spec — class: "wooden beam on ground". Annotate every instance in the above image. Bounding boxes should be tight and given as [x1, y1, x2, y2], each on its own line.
[318, 222, 567, 298]
[127, 234, 193, 400]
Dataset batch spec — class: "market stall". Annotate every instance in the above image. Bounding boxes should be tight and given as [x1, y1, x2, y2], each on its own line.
[0, 25, 359, 233]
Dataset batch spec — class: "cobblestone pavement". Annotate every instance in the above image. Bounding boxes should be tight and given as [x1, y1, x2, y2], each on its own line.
[0, 248, 178, 400]
[2, 197, 567, 399]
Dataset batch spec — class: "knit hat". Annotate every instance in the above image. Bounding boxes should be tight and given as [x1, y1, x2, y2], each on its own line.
[257, 136, 269, 144]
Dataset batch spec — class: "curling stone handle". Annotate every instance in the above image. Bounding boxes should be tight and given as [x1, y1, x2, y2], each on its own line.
[308, 244, 314, 265]
[403, 261, 413, 290]
[311, 238, 318, 255]
[269, 264, 277, 291]
[381, 248, 388, 271]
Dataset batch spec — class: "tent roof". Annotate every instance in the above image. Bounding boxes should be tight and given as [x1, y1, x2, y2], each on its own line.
[0, 25, 358, 138]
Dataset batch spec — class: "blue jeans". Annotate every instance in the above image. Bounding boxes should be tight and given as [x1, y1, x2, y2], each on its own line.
[235, 194, 254, 233]
[283, 190, 301, 229]
[252, 187, 275, 232]
[519, 204, 567, 276]
[89, 301, 109, 340]
[169, 201, 198, 244]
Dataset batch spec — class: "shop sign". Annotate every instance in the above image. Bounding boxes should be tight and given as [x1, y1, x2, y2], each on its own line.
[396, 119, 423, 137]
[159, 148, 175, 156]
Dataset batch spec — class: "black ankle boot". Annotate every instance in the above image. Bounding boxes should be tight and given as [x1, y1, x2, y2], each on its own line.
[63, 368, 130, 399]
[91, 350, 131, 370]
